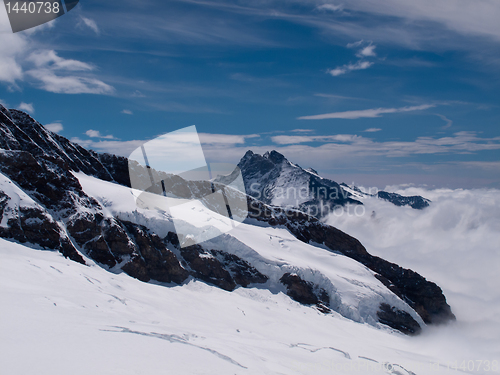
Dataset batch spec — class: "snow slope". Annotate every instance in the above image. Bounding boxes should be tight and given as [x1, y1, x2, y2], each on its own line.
[75, 172, 423, 329]
[0, 238, 481, 375]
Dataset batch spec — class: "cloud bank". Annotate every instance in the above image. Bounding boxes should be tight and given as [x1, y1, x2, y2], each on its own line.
[325, 186, 500, 361]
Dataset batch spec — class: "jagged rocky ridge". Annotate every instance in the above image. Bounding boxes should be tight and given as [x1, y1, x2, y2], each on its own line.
[340, 183, 431, 209]
[0, 105, 454, 334]
[233, 150, 429, 215]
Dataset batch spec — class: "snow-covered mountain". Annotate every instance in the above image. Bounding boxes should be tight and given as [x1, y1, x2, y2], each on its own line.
[0, 105, 455, 342]
[233, 150, 430, 216]
[340, 183, 430, 210]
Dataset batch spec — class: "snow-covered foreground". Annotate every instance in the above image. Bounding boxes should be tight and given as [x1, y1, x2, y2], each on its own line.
[0, 238, 485, 375]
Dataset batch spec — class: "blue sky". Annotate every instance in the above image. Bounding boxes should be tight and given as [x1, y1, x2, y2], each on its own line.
[1, 0, 499, 188]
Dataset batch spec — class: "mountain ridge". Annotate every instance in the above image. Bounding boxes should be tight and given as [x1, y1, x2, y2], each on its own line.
[0, 105, 455, 334]
[234, 149, 430, 215]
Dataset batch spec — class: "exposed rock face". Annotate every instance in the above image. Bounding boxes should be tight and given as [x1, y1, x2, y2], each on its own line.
[0, 108, 114, 181]
[167, 233, 268, 291]
[377, 191, 430, 209]
[340, 182, 430, 210]
[280, 273, 330, 312]
[377, 303, 422, 335]
[121, 222, 189, 283]
[211, 250, 268, 287]
[0, 188, 84, 264]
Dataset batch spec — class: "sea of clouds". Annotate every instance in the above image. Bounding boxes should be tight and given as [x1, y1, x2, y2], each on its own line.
[325, 186, 500, 368]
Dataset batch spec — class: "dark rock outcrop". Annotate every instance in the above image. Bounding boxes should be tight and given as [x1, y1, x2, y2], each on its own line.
[280, 273, 330, 313]
[122, 222, 188, 284]
[377, 303, 422, 335]
[0, 190, 85, 264]
[167, 232, 268, 291]
[377, 191, 430, 209]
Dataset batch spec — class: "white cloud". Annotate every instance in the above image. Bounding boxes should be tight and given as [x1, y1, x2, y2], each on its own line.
[328, 60, 374, 76]
[291, 129, 315, 133]
[17, 102, 34, 114]
[336, 0, 500, 42]
[70, 137, 146, 157]
[356, 44, 376, 57]
[325, 187, 500, 360]
[298, 104, 435, 119]
[198, 133, 260, 145]
[364, 128, 382, 132]
[85, 130, 115, 139]
[330, 40, 377, 74]
[0, 12, 26, 85]
[79, 16, 100, 34]
[346, 40, 365, 48]
[271, 134, 360, 145]
[436, 114, 453, 129]
[27, 50, 93, 71]
[27, 69, 114, 94]
[44, 122, 64, 133]
[0, 10, 112, 95]
[24, 50, 113, 95]
[316, 4, 343, 12]
[121, 109, 133, 115]
[458, 161, 500, 171]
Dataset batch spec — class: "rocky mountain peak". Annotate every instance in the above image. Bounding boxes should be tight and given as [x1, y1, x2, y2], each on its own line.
[263, 150, 287, 164]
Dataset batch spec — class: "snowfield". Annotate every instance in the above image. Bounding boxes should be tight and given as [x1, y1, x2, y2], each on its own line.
[0, 238, 477, 375]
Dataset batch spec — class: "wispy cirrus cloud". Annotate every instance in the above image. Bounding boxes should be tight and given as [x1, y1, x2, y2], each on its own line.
[198, 133, 260, 145]
[78, 16, 100, 34]
[267, 130, 500, 156]
[298, 104, 435, 120]
[271, 134, 360, 145]
[436, 114, 453, 129]
[328, 40, 377, 76]
[328, 61, 374, 76]
[68, 128, 500, 187]
[315, 4, 343, 12]
[291, 128, 315, 133]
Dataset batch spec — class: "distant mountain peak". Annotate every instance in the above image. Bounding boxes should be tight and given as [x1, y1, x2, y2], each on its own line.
[237, 150, 431, 213]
